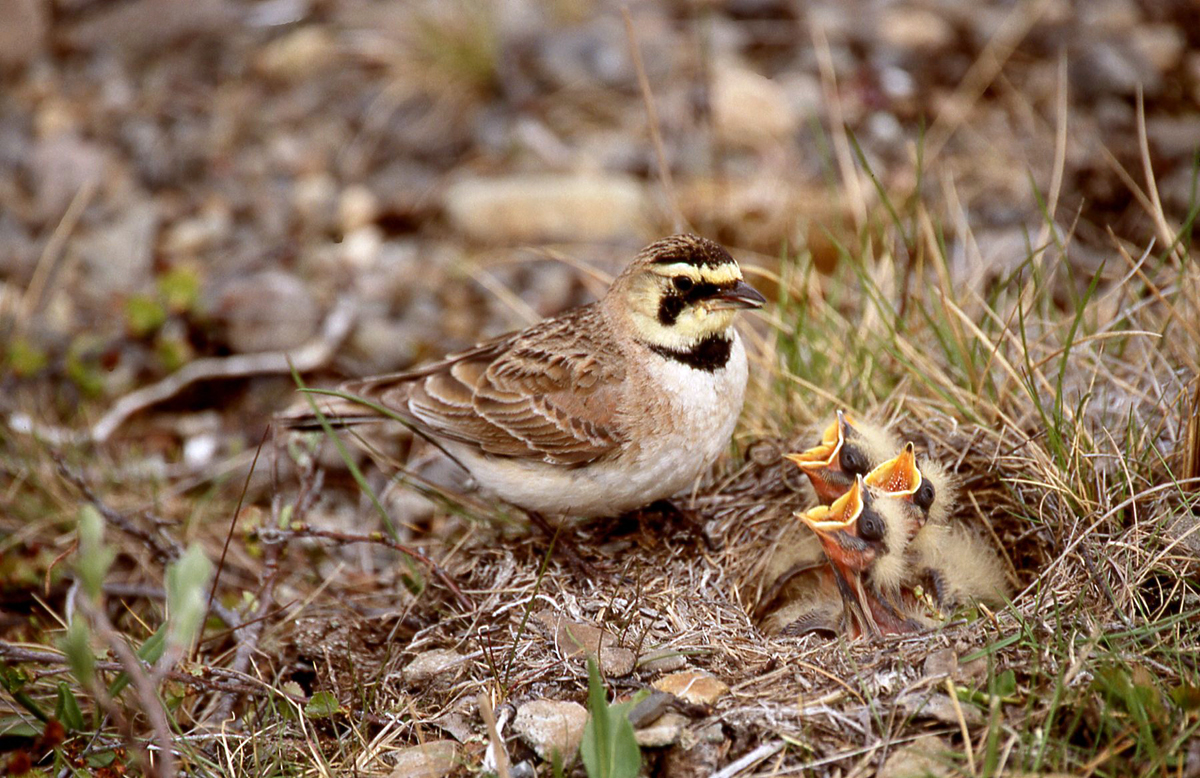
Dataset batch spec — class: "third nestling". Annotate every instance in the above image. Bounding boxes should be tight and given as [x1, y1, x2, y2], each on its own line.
[760, 413, 1010, 638]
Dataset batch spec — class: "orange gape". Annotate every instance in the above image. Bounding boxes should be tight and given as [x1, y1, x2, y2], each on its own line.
[784, 411, 859, 504]
[864, 442, 920, 496]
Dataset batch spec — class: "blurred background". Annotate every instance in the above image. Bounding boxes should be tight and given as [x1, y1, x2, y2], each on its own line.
[1, 0, 1197, 456]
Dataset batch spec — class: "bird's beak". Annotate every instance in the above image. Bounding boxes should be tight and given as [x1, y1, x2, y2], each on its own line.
[797, 479, 874, 573]
[865, 442, 921, 496]
[709, 280, 767, 310]
[785, 418, 842, 471]
[785, 416, 847, 503]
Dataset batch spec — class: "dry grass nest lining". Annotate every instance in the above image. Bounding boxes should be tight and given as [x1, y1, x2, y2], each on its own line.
[265, 403, 1195, 768]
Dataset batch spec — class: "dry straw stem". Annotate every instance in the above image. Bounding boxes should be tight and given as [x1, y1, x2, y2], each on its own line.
[622, 6, 684, 233]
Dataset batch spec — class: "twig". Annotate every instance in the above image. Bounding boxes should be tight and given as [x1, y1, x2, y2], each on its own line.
[55, 455, 179, 563]
[19, 178, 98, 328]
[204, 426, 269, 648]
[945, 677, 976, 777]
[259, 524, 472, 610]
[708, 740, 785, 778]
[921, 0, 1050, 166]
[0, 641, 401, 727]
[6, 296, 357, 445]
[478, 691, 510, 778]
[55, 456, 241, 629]
[811, 21, 866, 229]
[208, 531, 283, 726]
[77, 595, 176, 778]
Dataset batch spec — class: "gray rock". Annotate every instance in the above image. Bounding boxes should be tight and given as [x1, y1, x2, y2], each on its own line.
[512, 699, 588, 763]
[877, 734, 953, 778]
[535, 610, 637, 677]
[255, 26, 338, 81]
[896, 692, 983, 726]
[443, 174, 647, 244]
[1074, 40, 1154, 98]
[877, 6, 953, 51]
[75, 202, 159, 298]
[0, 0, 46, 68]
[652, 671, 728, 705]
[0, 214, 37, 282]
[634, 711, 688, 748]
[638, 648, 687, 674]
[387, 740, 459, 778]
[32, 133, 108, 223]
[1129, 24, 1186, 75]
[213, 271, 318, 353]
[403, 648, 466, 685]
[711, 63, 798, 149]
[66, 0, 236, 54]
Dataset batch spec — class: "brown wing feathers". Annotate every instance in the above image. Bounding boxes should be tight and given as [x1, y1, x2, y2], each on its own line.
[316, 308, 628, 465]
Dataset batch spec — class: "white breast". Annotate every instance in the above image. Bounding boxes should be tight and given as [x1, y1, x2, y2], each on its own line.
[453, 332, 750, 517]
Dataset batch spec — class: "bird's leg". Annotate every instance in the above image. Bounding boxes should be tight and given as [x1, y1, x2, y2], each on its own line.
[864, 587, 925, 634]
[524, 510, 603, 580]
[925, 568, 952, 609]
[637, 499, 716, 550]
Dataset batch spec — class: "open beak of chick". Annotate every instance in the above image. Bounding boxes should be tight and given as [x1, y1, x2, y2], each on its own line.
[786, 410, 861, 504]
[797, 477, 880, 635]
[864, 442, 933, 539]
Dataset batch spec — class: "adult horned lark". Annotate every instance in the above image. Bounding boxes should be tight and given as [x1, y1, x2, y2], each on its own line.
[286, 234, 765, 520]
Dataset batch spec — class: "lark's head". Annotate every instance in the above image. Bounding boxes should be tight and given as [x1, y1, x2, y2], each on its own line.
[607, 234, 765, 357]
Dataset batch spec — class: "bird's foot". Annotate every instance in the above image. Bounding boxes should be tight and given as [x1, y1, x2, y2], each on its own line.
[525, 511, 606, 580]
[634, 499, 716, 550]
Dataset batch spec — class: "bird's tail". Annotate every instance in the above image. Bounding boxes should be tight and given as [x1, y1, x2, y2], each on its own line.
[275, 391, 384, 432]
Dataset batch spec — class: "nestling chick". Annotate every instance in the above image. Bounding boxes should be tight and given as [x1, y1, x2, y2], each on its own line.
[785, 411, 901, 504]
[841, 449, 1010, 621]
[797, 477, 926, 636]
[906, 523, 1011, 612]
[865, 446, 1008, 609]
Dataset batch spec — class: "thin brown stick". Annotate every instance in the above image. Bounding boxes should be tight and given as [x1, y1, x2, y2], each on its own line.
[6, 296, 356, 445]
[19, 177, 98, 327]
[55, 456, 241, 628]
[205, 426, 269, 642]
[622, 6, 682, 231]
[477, 691, 510, 778]
[208, 533, 282, 725]
[78, 595, 176, 778]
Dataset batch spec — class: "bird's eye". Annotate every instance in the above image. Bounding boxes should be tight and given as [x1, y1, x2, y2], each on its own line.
[672, 276, 694, 292]
[859, 512, 884, 542]
[841, 445, 867, 475]
[914, 481, 935, 512]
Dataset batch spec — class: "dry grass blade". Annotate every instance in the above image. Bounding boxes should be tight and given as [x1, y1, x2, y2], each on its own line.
[1183, 378, 1200, 490]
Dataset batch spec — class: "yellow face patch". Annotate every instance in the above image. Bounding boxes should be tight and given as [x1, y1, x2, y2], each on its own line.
[622, 260, 747, 351]
[652, 262, 744, 287]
